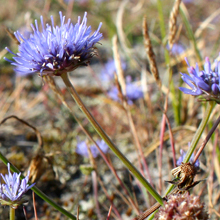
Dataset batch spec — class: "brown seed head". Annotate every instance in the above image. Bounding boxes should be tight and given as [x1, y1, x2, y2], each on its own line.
[143, 16, 161, 88]
[171, 162, 198, 190]
[168, 0, 182, 49]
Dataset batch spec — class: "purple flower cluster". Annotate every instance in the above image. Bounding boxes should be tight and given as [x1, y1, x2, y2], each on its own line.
[76, 139, 108, 158]
[169, 43, 185, 55]
[179, 57, 220, 101]
[0, 163, 35, 208]
[108, 76, 144, 105]
[108, 76, 143, 104]
[177, 149, 200, 168]
[5, 12, 102, 77]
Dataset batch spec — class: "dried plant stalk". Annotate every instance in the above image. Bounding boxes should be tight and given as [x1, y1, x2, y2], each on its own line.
[168, 0, 182, 49]
[112, 35, 126, 95]
[143, 17, 161, 88]
[0, 115, 43, 150]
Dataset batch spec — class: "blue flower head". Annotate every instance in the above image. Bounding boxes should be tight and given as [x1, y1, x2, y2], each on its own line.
[5, 12, 102, 77]
[76, 139, 108, 158]
[0, 163, 35, 208]
[108, 76, 143, 104]
[177, 149, 200, 168]
[167, 43, 185, 55]
[179, 57, 220, 102]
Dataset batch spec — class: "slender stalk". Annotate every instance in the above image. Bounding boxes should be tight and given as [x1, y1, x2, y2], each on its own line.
[193, 115, 220, 163]
[60, 72, 163, 205]
[10, 207, 15, 220]
[158, 111, 166, 193]
[92, 171, 102, 220]
[45, 76, 139, 213]
[156, 0, 170, 64]
[32, 191, 39, 220]
[0, 153, 76, 220]
[183, 101, 215, 163]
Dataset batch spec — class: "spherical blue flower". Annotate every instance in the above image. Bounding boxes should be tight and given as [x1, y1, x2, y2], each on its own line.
[76, 139, 108, 158]
[5, 12, 102, 77]
[179, 57, 220, 102]
[108, 76, 143, 105]
[0, 163, 35, 208]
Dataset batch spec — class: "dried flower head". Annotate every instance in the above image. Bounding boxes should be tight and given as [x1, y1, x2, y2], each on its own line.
[28, 152, 53, 182]
[155, 193, 209, 220]
[179, 57, 220, 102]
[0, 163, 35, 208]
[5, 12, 102, 77]
[170, 162, 199, 191]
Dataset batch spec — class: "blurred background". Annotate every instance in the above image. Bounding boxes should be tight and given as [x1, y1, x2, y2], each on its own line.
[0, 0, 220, 219]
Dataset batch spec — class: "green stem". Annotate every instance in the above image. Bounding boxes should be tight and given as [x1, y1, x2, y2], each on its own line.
[10, 207, 15, 220]
[0, 153, 76, 220]
[60, 73, 163, 205]
[170, 78, 181, 125]
[183, 101, 215, 163]
[164, 101, 215, 198]
[156, 0, 170, 65]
